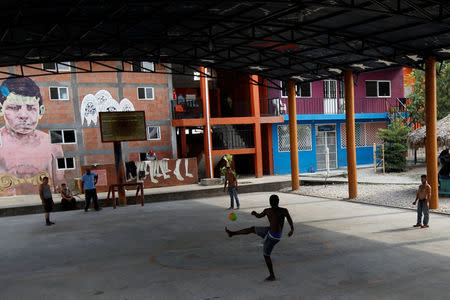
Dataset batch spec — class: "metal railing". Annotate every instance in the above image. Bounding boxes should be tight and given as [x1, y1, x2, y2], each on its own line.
[212, 126, 254, 150]
[171, 99, 203, 119]
[259, 98, 285, 116]
[279, 97, 403, 115]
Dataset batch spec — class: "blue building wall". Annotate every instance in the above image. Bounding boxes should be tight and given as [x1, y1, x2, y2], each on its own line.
[273, 114, 388, 175]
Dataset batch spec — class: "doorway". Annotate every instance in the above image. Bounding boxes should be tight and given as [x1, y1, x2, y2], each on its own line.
[316, 124, 337, 171]
[323, 80, 338, 114]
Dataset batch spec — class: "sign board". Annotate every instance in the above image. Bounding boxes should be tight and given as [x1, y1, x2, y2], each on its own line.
[99, 111, 147, 142]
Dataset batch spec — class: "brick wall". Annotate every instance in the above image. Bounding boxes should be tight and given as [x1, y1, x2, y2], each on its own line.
[0, 62, 173, 195]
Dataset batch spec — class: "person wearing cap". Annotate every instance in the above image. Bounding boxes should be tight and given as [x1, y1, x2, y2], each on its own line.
[146, 149, 157, 161]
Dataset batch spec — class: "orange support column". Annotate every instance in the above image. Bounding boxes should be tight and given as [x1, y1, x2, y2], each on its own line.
[345, 70, 357, 199]
[250, 75, 263, 178]
[288, 81, 299, 190]
[200, 67, 213, 178]
[266, 125, 274, 175]
[425, 56, 439, 209]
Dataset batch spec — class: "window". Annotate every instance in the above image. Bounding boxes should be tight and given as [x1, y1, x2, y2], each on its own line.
[298, 83, 312, 97]
[339, 81, 345, 99]
[42, 62, 71, 72]
[281, 81, 312, 98]
[193, 69, 212, 81]
[147, 126, 161, 140]
[57, 157, 75, 170]
[277, 124, 312, 152]
[340, 122, 386, 148]
[50, 130, 76, 144]
[365, 80, 391, 97]
[49, 87, 69, 100]
[281, 81, 288, 97]
[132, 61, 154, 72]
[137, 87, 154, 100]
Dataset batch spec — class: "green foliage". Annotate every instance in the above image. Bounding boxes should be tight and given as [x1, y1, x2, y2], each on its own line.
[220, 154, 235, 176]
[406, 61, 450, 125]
[377, 118, 410, 172]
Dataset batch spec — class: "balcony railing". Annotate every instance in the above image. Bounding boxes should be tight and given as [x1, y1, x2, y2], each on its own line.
[259, 98, 285, 116]
[212, 126, 254, 150]
[279, 97, 403, 115]
[171, 99, 203, 119]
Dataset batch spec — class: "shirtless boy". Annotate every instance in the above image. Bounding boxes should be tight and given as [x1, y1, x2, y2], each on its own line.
[225, 194, 294, 281]
[413, 174, 431, 228]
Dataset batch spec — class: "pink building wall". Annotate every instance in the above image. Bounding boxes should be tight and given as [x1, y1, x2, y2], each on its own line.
[269, 67, 405, 114]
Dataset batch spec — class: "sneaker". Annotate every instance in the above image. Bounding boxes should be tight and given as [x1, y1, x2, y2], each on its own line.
[236, 206, 240, 210]
[421, 225, 429, 228]
[227, 207, 233, 210]
[46, 222, 53, 226]
[413, 224, 421, 227]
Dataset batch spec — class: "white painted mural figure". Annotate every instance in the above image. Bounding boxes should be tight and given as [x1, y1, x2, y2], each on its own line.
[80, 89, 135, 125]
[132, 159, 192, 183]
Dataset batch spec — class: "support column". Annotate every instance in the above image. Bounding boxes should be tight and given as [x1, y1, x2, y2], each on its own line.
[180, 127, 187, 158]
[250, 75, 263, 178]
[345, 70, 357, 199]
[288, 81, 299, 190]
[425, 56, 439, 209]
[113, 142, 126, 205]
[266, 125, 274, 175]
[200, 66, 213, 178]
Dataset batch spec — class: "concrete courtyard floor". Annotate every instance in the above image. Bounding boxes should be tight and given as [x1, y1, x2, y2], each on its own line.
[2, 192, 450, 300]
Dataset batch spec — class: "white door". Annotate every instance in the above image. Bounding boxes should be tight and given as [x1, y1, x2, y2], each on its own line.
[316, 124, 337, 171]
[323, 80, 338, 114]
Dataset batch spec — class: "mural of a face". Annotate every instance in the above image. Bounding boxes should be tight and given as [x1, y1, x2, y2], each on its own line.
[1, 94, 44, 135]
[0, 77, 64, 196]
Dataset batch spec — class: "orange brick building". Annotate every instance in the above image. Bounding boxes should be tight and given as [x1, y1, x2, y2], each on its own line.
[0, 61, 176, 196]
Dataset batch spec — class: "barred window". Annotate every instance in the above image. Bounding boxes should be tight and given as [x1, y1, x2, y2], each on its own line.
[341, 122, 386, 148]
[277, 124, 312, 152]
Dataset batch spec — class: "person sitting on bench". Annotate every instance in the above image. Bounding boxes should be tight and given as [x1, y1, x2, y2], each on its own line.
[60, 183, 77, 210]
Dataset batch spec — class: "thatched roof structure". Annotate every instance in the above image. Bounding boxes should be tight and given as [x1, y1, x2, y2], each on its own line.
[408, 114, 450, 149]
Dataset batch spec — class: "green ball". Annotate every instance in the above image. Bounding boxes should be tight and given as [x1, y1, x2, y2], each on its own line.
[228, 212, 237, 221]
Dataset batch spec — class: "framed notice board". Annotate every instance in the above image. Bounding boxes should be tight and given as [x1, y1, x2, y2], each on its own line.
[99, 111, 147, 142]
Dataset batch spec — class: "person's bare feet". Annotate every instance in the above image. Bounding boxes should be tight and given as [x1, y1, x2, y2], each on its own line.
[264, 275, 276, 281]
[225, 227, 233, 238]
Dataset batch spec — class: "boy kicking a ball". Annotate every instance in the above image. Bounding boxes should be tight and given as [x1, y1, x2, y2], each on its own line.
[225, 194, 294, 281]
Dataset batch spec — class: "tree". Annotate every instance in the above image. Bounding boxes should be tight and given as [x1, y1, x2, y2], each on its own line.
[406, 61, 450, 125]
[377, 117, 410, 172]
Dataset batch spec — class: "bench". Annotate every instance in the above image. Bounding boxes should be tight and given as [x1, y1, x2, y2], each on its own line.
[439, 177, 450, 195]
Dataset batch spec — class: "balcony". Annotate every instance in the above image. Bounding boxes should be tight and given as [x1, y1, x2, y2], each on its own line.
[171, 98, 285, 120]
[279, 97, 404, 115]
[171, 99, 203, 119]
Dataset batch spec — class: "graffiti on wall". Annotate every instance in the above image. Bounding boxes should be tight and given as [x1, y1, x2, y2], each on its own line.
[0, 77, 64, 195]
[80, 90, 135, 126]
[134, 158, 194, 184]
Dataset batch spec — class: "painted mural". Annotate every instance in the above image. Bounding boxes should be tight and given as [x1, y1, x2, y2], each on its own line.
[80, 90, 135, 126]
[0, 77, 64, 195]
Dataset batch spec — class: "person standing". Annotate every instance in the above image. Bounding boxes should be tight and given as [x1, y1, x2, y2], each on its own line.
[224, 166, 239, 209]
[81, 168, 100, 212]
[225, 194, 294, 281]
[413, 174, 431, 228]
[60, 183, 77, 210]
[39, 176, 54, 226]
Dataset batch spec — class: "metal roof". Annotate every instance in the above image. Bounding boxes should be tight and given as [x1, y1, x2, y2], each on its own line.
[0, 0, 449, 82]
